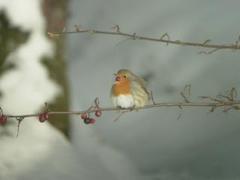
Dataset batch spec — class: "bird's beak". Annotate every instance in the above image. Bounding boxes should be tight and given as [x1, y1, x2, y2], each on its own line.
[115, 75, 121, 82]
[114, 73, 121, 81]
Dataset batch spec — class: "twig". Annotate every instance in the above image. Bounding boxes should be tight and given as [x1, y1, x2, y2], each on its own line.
[200, 96, 224, 103]
[4, 100, 240, 119]
[177, 113, 182, 120]
[1, 87, 240, 129]
[48, 26, 240, 52]
[180, 85, 191, 103]
[113, 111, 127, 122]
[150, 90, 156, 105]
[198, 47, 223, 54]
[180, 92, 190, 103]
[16, 117, 24, 137]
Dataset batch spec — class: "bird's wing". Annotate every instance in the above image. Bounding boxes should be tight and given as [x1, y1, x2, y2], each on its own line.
[130, 73, 149, 96]
[131, 78, 150, 98]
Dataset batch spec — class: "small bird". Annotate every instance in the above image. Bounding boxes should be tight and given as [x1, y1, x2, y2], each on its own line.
[111, 69, 149, 108]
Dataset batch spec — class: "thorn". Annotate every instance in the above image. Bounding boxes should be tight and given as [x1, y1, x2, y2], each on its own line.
[202, 39, 211, 45]
[230, 87, 237, 101]
[150, 90, 156, 105]
[180, 92, 190, 103]
[177, 113, 182, 120]
[198, 51, 208, 55]
[183, 85, 191, 97]
[178, 105, 183, 109]
[180, 85, 191, 103]
[113, 111, 126, 122]
[42, 102, 50, 113]
[111, 25, 120, 33]
[132, 33, 137, 40]
[160, 33, 170, 45]
[199, 48, 222, 55]
[200, 96, 223, 103]
[234, 35, 240, 49]
[16, 117, 24, 137]
[74, 24, 81, 32]
[44, 102, 49, 109]
[94, 97, 100, 108]
[209, 106, 216, 112]
[0, 107, 3, 115]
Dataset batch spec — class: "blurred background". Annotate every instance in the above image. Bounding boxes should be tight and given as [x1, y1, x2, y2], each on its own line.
[1, 0, 240, 179]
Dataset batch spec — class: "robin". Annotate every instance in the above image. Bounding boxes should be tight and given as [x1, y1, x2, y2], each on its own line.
[111, 69, 150, 108]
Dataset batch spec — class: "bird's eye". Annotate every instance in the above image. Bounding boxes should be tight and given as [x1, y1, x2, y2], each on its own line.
[123, 75, 127, 78]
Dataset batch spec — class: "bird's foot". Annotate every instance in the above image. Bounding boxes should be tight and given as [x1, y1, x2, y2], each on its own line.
[129, 105, 137, 112]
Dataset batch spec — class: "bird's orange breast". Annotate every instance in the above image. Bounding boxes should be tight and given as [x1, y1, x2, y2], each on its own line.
[112, 80, 131, 96]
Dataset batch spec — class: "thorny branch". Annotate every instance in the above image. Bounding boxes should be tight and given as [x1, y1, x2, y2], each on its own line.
[2, 100, 240, 120]
[0, 87, 240, 132]
[47, 25, 240, 52]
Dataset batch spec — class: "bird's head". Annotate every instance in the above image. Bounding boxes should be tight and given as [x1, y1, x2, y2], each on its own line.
[114, 69, 133, 84]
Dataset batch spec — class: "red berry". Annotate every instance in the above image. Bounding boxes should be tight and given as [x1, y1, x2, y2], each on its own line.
[89, 118, 96, 124]
[95, 110, 102, 117]
[83, 118, 91, 124]
[43, 112, 49, 120]
[38, 114, 45, 122]
[81, 112, 88, 120]
[0, 115, 7, 125]
[83, 118, 96, 124]
[38, 112, 48, 123]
